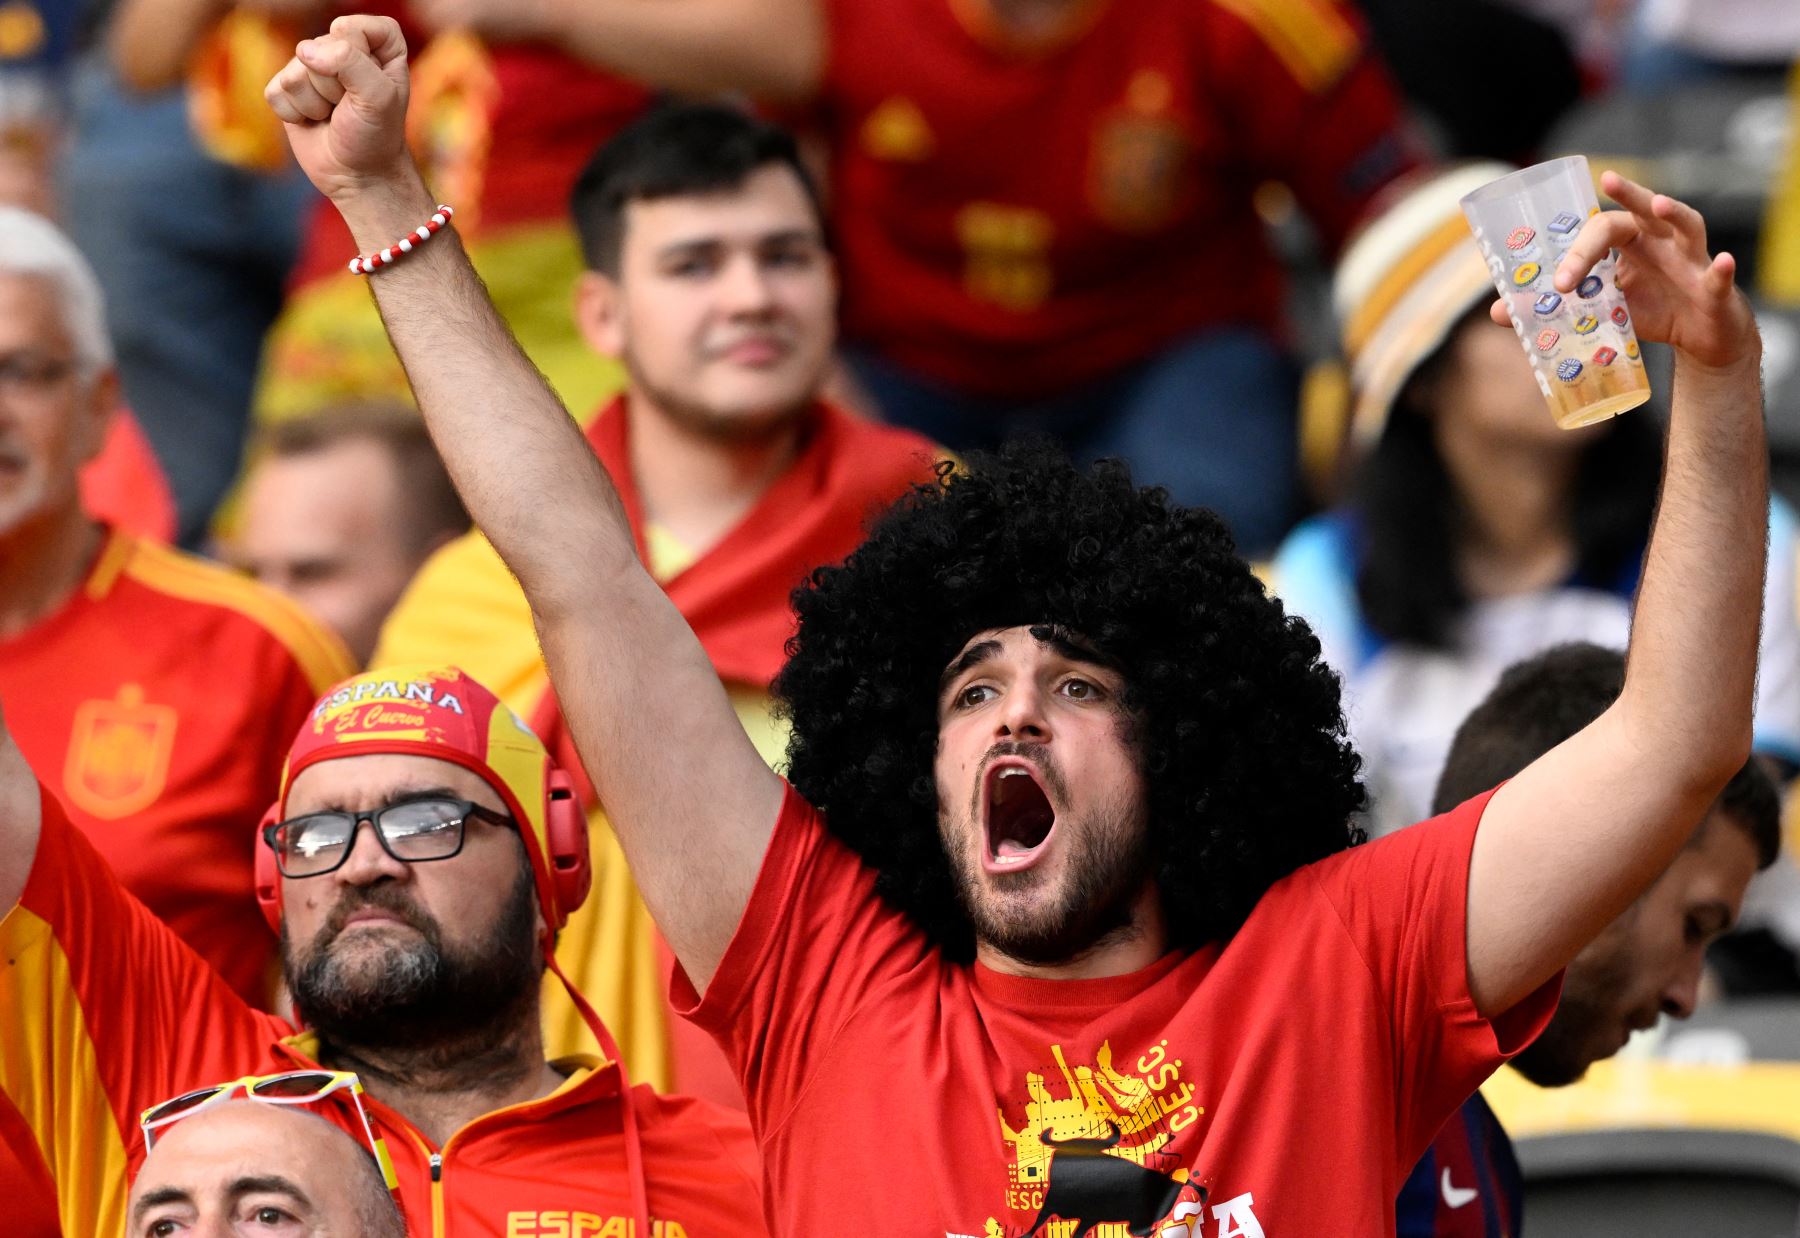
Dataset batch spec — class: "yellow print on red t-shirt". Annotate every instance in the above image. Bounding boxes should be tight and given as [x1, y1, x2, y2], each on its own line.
[979, 1037, 1252, 1237]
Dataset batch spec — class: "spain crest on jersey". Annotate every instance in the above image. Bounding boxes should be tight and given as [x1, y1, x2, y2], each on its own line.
[1088, 71, 1192, 234]
[62, 683, 177, 820]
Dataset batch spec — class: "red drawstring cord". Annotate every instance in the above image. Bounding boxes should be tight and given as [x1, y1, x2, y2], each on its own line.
[548, 950, 652, 1237]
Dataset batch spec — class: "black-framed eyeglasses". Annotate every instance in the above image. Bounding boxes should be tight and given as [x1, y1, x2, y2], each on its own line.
[262, 797, 516, 878]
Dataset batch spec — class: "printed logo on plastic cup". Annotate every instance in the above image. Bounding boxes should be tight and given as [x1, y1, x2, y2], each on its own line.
[1533, 292, 1563, 316]
[1535, 328, 1561, 352]
[1548, 211, 1583, 236]
[1611, 306, 1630, 327]
[1593, 346, 1618, 366]
[1512, 262, 1542, 288]
[1556, 358, 1584, 382]
[1577, 275, 1604, 299]
[1625, 339, 1641, 361]
[1506, 226, 1537, 251]
[1572, 314, 1599, 335]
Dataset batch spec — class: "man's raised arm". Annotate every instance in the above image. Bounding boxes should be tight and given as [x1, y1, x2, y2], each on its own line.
[264, 17, 784, 990]
[0, 700, 44, 913]
[404, 0, 824, 103]
[1467, 173, 1767, 1015]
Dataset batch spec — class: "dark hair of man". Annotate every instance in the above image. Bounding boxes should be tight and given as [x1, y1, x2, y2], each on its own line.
[1352, 306, 1665, 648]
[774, 440, 1367, 962]
[1433, 642, 1779, 867]
[569, 101, 827, 278]
[256, 402, 470, 558]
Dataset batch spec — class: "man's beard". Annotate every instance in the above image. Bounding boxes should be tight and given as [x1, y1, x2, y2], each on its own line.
[622, 346, 815, 445]
[942, 748, 1152, 967]
[1510, 935, 1640, 1087]
[284, 867, 541, 1055]
[1510, 987, 1613, 1086]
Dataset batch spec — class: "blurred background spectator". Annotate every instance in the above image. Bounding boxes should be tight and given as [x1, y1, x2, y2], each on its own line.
[1273, 163, 1800, 838]
[56, 0, 319, 548]
[228, 402, 468, 665]
[389, 0, 1420, 556]
[0, 206, 350, 1003]
[0, 204, 351, 1237]
[0, 0, 73, 215]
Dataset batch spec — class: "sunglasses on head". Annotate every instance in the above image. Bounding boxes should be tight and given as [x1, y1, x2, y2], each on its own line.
[263, 795, 515, 878]
[139, 1069, 398, 1189]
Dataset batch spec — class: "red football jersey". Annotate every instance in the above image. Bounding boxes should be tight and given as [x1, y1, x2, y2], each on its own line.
[677, 784, 1558, 1236]
[0, 529, 351, 1002]
[820, 0, 1416, 396]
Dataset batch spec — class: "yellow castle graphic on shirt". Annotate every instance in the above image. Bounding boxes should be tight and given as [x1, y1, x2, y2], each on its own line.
[988, 1038, 1208, 1237]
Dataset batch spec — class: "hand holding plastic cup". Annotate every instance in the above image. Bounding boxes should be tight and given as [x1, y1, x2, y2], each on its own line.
[1461, 156, 1651, 429]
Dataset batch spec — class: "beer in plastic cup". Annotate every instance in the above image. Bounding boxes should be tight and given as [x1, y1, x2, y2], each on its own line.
[1461, 156, 1651, 429]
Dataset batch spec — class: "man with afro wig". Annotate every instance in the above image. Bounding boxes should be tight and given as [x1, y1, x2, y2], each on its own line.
[267, 19, 1772, 1236]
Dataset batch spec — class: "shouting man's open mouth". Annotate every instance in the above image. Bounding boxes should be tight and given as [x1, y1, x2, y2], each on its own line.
[982, 758, 1057, 873]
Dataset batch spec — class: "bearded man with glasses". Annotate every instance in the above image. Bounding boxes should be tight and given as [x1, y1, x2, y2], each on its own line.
[0, 665, 767, 1238]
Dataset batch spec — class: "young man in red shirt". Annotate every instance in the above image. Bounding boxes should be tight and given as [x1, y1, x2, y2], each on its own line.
[269, 20, 1769, 1233]
[0, 666, 766, 1237]
[393, 0, 1416, 553]
[1397, 644, 1782, 1238]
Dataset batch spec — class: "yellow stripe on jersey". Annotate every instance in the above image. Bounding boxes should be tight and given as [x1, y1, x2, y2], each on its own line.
[1209, 0, 1361, 94]
[0, 906, 132, 1237]
[84, 529, 136, 601]
[1761, 60, 1800, 304]
[117, 536, 355, 691]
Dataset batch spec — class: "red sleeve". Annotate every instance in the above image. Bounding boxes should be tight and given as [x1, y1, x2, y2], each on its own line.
[1199, 0, 1419, 254]
[1303, 787, 1561, 1162]
[670, 784, 930, 1138]
[0, 784, 279, 1233]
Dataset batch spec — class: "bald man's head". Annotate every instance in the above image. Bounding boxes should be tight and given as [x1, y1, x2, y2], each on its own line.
[128, 1101, 405, 1237]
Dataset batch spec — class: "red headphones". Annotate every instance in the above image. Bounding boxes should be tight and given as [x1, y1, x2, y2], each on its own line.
[254, 767, 590, 938]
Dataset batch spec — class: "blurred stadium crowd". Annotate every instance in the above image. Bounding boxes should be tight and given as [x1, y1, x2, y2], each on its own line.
[3, 0, 1800, 1234]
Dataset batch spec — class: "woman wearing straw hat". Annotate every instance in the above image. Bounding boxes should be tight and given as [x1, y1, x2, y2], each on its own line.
[1271, 162, 1800, 838]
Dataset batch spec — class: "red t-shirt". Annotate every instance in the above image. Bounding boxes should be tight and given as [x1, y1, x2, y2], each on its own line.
[0, 528, 351, 1003]
[675, 784, 1558, 1236]
[819, 0, 1415, 397]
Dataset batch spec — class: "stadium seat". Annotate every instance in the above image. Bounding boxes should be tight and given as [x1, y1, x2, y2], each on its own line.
[1488, 1056, 1800, 1238]
[1516, 1127, 1800, 1237]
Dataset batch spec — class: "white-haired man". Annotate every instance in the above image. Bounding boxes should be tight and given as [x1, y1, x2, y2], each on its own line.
[0, 208, 353, 1230]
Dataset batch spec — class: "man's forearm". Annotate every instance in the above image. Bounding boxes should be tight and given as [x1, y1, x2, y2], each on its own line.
[332, 174, 640, 619]
[109, 0, 232, 91]
[1620, 346, 1767, 784]
[536, 0, 820, 101]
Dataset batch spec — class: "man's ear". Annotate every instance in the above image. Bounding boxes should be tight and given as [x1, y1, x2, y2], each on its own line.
[73, 368, 120, 468]
[573, 270, 626, 360]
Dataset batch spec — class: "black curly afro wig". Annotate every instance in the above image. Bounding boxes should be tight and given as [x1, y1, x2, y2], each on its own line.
[774, 440, 1366, 963]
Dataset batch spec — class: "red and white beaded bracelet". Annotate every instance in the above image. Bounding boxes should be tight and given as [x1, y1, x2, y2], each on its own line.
[347, 204, 455, 275]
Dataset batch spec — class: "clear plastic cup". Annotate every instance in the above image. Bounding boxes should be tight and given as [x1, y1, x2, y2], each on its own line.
[1461, 156, 1651, 429]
